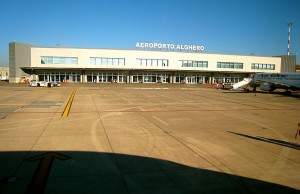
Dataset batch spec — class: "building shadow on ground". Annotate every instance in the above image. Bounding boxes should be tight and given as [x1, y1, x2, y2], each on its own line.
[0, 151, 299, 194]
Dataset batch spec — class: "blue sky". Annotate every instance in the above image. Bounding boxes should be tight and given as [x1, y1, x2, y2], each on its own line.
[0, 0, 300, 66]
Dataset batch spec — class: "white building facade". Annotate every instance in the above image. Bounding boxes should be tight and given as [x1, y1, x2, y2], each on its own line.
[9, 42, 283, 84]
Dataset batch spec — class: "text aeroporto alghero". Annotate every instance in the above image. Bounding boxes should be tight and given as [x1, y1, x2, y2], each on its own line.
[135, 42, 205, 51]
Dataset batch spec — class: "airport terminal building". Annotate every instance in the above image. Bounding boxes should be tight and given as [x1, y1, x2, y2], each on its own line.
[9, 42, 296, 84]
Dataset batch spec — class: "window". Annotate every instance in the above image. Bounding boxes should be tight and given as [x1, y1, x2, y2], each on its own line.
[96, 58, 102, 65]
[107, 58, 113, 65]
[163, 60, 168, 67]
[158, 60, 163, 66]
[53, 57, 60, 64]
[113, 59, 119, 65]
[200, 61, 208, 68]
[41, 57, 46, 64]
[90, 57, 125, 66]
[192, 61, 198, 67]
[90, 58, 96, 65]
[41, 56, 78, 64]
[217, 62, 243, 69]
[136, 59, 168, 67]
[180, 60, 208, 68]
[251, 63, 275, 70]
[147, 59, 152, 66]
[102, 58, 107, 65]
[66, 58, 74, 64]
[182, 61, 188, 67]
[136, 59, 141, 66]
[142, 59, 147, 66]
[121, 59, 125, 66]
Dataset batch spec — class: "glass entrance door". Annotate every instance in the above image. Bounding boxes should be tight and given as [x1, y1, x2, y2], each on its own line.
[186, 76, 196, 84]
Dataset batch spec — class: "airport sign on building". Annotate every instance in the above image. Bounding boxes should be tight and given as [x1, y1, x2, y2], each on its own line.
[135, 42, 205, 51]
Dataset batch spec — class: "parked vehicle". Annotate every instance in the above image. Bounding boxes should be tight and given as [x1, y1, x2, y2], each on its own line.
[0, 76, 8, 81]
[50, 81, 61, 87]
[29, 80, 61, 87]
[30, 80, 61, 87]
[29, 80, 48, 87]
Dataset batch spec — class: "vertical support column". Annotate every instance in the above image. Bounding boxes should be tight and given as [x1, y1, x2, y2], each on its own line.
[32, 69, 37, 80]
[209, 73, 213, 84]
[81, 69, 87, 83]
[82, 74, 87, 83]
[173, 74, 177, 83]
[130, 73, 133, 83]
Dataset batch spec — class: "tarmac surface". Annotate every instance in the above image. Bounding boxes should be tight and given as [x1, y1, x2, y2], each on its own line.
[0, 82, 300, 193]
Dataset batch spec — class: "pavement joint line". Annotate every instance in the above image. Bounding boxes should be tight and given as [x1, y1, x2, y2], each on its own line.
[142, 112, 226, 171]
[142, 113, 254, 192]
[89, 89, 131, 193]
[152, 115, 169, 126]
[62, 87, 77, 117]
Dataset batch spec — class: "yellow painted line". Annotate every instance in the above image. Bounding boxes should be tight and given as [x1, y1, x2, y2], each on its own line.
[62, 88, 77, 117]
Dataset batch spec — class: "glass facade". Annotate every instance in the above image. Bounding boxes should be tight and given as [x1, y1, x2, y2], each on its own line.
[41, 57, 78, 64]
[180, 60, 208, 68]
[87, 72, 127, 83]
[35, 70, 247, 84]
[251, 63, 275, 70]
[174, 73, 209, 84]
[38, 72, 81, 82]
[132, 73, 169, 83]
[136, 59, 168, 67]
[217, 62, 243, 69]
[90, 57, 125, 66]
[213, 73, 246, 84]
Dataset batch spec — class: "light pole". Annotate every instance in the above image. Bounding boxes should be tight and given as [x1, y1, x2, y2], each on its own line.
[287, 22, 293, 56]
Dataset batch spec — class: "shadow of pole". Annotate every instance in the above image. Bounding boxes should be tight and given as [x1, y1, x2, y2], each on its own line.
[227, 131, 300, 151]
